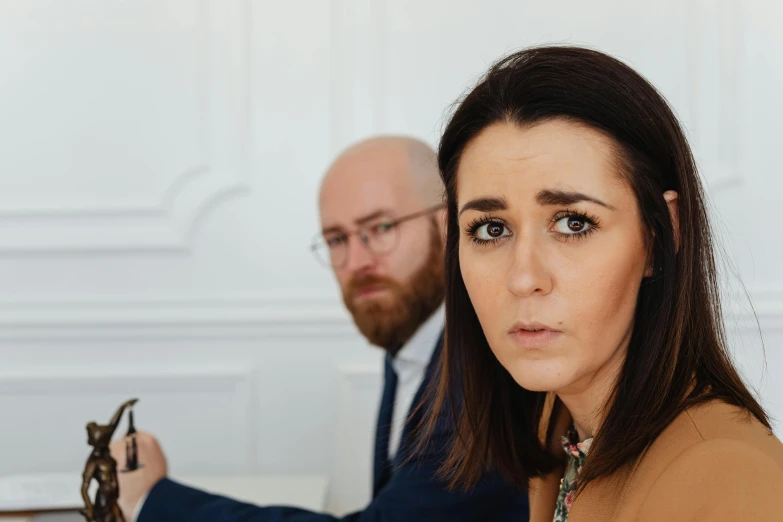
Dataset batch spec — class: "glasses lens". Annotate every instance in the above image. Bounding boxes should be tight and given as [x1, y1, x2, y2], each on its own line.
[312, 236, 346, 268]
[364, 221, 399, 255]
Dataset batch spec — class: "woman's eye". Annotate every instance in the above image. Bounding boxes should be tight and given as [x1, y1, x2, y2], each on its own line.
[554, 215, 592, 234]
[475, 221, 510, 240]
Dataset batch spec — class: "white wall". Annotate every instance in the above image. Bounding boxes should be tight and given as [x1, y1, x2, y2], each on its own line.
[0, 0, 780, 515]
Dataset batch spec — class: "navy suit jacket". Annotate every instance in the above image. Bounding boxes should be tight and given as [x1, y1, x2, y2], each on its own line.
[138, 336, 529, 522]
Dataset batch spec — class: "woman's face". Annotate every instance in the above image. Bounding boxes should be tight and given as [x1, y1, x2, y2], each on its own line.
[456, 120, 652, 398]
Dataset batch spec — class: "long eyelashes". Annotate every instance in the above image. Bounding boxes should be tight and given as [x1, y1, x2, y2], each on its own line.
[550, 209, 601, 241]
[464, 215, 506, 246]
[463, 209, 601, 246]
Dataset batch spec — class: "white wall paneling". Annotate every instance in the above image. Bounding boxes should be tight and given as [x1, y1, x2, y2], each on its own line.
[686, 0, 743, 191]
[0, 0, 251, 253]
[329, 0, 388, 152]
[0, 366, 257, 475]
[330, 364, 382, 516]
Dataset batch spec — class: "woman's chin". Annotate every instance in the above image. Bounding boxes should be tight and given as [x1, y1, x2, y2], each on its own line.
[504, 359, 574, 393]
[512, 377, 561, 393]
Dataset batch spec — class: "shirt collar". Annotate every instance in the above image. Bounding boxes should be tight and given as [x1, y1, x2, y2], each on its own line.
[393, 303, 445, 369]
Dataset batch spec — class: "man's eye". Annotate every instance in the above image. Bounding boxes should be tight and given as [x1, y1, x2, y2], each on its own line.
[326, 235, 347, 247]
[371, 222, 395, 235]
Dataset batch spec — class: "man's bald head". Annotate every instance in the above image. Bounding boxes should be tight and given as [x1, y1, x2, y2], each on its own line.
[319, 136, 443, 210]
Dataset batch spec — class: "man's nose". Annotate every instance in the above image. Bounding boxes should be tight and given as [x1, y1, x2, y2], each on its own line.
[343, 233, 376, 273]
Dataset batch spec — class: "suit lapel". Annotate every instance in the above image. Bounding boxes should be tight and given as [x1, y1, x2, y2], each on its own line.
[373, 332, 444, 496]
[373, 355, 398, 496]
[396, 331, 444, 459]
[566, 464, 631, 521]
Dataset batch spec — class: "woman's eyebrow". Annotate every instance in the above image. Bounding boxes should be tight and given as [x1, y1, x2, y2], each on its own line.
[536, 189, 616, 210]
[458, 196, 507, 217]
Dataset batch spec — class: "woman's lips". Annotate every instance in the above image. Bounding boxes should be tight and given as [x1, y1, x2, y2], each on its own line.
[508, 326, 563, 349]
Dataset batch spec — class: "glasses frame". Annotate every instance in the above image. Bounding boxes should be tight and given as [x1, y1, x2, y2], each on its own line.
[311, 204, 444, 269]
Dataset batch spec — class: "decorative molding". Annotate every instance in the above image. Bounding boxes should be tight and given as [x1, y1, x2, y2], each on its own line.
[686, 0, 743, 192]
[0, 164, 208, 218]
[0, 365, 252, 395]
[0, 293, 357, 341]
[328, 0, 387, 154]
[0, 0, 252, 254]
[2, 285, 783, 341]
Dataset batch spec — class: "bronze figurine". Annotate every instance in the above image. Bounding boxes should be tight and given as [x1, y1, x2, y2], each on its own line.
[80, 398, 138, 522]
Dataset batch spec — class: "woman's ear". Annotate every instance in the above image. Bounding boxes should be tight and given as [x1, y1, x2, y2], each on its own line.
[644, 190, 680, 278]
[663, 190, 680, 252]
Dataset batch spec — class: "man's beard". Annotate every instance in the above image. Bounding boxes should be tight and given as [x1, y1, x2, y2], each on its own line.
[342, 220, 445, 354]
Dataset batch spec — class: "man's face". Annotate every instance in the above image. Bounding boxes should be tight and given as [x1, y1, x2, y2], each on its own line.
[318, 145, 445, 350]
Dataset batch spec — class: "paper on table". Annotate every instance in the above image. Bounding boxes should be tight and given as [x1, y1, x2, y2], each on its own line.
[0, 473, 330, 515]
[0, 472, 86, 512]
[30, 514, 83, 521]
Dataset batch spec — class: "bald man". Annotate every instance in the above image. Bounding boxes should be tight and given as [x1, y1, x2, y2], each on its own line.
[111, 136, 530, 522]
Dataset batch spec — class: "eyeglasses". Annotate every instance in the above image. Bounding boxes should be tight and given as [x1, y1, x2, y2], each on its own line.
[311, 204, 443, 269]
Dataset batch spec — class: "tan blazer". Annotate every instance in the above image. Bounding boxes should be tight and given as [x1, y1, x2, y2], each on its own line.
[529, 399, 783, 521]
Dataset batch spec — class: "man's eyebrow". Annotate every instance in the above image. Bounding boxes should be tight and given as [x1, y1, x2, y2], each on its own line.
[355, 210, 389, 225]
[320, 225, 343, 235]
[321, 210, 392, 234]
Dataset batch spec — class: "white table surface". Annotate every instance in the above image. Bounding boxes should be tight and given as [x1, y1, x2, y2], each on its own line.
[177, 475, 329, 511]
[0, 474, 329, 522]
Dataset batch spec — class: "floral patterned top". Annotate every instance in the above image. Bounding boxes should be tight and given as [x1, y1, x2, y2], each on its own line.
[553, 428, 593, 522]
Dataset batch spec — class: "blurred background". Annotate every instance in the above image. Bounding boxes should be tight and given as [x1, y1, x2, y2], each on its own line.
[0, 0, 780, 516]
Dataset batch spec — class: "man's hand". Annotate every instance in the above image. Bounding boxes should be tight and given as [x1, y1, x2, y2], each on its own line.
[110, 431, 168, 520]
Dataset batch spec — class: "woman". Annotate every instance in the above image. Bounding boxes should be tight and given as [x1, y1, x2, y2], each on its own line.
[431, 46, 783, 520]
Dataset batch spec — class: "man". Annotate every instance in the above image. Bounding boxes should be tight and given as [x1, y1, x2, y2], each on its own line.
[111, 136, 529, 521]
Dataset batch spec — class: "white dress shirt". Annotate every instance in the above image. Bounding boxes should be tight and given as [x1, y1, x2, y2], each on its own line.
[387, 304, 445, 459]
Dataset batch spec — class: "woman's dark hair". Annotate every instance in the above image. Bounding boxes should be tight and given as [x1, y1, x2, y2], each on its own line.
[430, 45, 770, 492]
